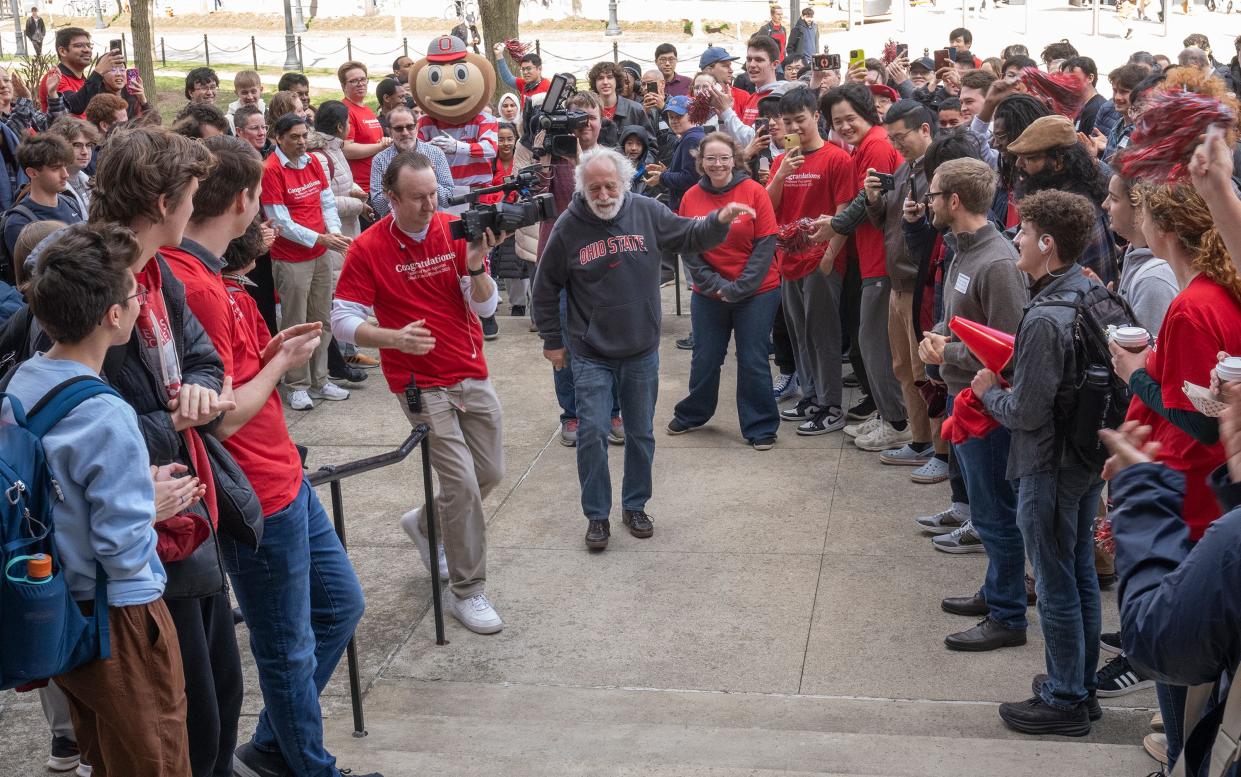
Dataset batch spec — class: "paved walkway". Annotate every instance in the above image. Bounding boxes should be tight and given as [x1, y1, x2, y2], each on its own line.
[0, 293, 1158, 775]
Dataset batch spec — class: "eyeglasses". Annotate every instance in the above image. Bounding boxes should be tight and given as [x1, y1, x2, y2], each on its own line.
[656, 55, 677, 64]
[886, 128, 917, 145]
[702, 155, 734, 164]
[389, 123, 416, 133]
[126, 285, 148, 307]
[71, 141, 95, 151]
[923, 191, 945, 208]
[345, 77, 368, 87]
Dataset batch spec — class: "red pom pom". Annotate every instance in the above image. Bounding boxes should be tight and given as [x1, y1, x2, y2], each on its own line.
[1117, 89, 1234, 184]
[1020, 66, 1089, 119]
[503, 39, 532, 60]
[1094, 514, 1115, 554]
[882, 39, 901, 65]
[687, 87, 714, 125]
[776, 218, 816, 254]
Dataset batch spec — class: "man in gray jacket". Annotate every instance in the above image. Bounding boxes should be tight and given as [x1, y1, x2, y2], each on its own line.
[533, 146, 752, 551]
[918, 158, 1031, 652]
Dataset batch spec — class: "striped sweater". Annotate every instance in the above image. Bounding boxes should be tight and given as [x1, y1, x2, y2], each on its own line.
[416, 112, 499, 189]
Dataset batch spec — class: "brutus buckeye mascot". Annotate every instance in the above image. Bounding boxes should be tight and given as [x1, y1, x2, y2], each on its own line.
[407, 34, 499, 190]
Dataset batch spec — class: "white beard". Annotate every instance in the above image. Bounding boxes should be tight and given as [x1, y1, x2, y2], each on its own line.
[587, 194, 624, 221]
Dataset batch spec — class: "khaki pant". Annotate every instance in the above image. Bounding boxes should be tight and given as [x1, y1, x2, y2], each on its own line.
[56, 599, 190, 777]
[398, 378, 504, 598]
[272, 255, 333, 391]
[888, 288, 947, 453]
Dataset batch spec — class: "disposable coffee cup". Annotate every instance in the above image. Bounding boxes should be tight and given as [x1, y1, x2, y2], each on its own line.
[1113, 326, 1150, 353]
[1217, 356, 1241, 383]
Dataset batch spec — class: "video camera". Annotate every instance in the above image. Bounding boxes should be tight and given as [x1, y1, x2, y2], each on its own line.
[447, 165, 558, 242]
[533, 73, 590, 160]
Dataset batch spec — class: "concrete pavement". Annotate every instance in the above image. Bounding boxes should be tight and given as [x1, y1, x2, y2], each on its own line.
[0, 292, 1158, 775]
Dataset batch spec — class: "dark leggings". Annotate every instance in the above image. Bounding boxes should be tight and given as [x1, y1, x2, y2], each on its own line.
[245, 254, 278, 337]
[842, 258, 872, 396]
[773, 301, 797, 376]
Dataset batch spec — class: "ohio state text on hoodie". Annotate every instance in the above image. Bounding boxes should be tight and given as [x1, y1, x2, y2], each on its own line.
[532, 192, 729, 360]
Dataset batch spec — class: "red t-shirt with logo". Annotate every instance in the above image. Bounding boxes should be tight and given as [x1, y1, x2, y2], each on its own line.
[849, 125, 902, 278]
[771, 143, 854, 280]
[679, 178, 779, 294]
[1125, 274, 1241, 540]
[39, 66, 85, 114]
[261, 152, 329, 263]
[344, 99, 384, 187]
[161, 246, 304, 517]
[335, 213, 489, 392]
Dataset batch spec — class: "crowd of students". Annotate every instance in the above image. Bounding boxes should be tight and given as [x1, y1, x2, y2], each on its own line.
[8, 9, 1241, 777]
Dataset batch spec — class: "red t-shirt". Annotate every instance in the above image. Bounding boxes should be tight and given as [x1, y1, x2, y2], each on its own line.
[162, 245, 304, 517]
[335, 213, 489, 392]
[771, 143, 855, 280]
[848, 125, 901, 278]
[261, 152, 329, 263]
[39, 66, 85, 114]
[519, 78, 551, 99]
[1125, 274, 1241, 540]
[679, 178, 779, 295]
[344, 99, 384, 187]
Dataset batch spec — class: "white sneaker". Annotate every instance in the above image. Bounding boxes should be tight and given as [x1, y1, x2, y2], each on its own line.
[445, 590, 504, 634]
[915, 502, 970, 534]
[77, 765, 92, 777]
[288, 389, 314, 411]
[854, 420, 914, 452]
[309, 382, 350, 401]
[843, 415, 881, 439]
[400, 508, 448, 581]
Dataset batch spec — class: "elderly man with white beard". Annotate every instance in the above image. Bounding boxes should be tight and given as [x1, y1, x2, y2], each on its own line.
[532, 145, 755, 551]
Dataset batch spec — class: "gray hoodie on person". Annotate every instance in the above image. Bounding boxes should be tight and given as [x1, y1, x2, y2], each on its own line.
[1115, 246, 1178, 335]
[533, 191, 729, 360]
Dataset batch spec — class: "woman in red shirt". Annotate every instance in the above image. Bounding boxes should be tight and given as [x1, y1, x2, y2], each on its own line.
[668, 132, 781, 450]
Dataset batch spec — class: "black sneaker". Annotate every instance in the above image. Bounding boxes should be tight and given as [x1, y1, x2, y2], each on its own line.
[843, 371, 860, 388]
[233, 741, 292, 777]
[329, 364, 368, 383]
[751, 437, 776, 451]
[666, 418, 697, 435]
[622, 509, 654, 538]
[46, 736, 80, 771]
[1100, 631, 1122, 655]
[780, 397, 819, 422]
[510, 304, 526, 317]
[675, 336, 695, 350]
[1033, 674, 1102, 721]
[998, 695, 1091, 737]
[796, 406, 845, 436]
[1096, 654, 1155, 697]
[585, 519, 610, 550]
[481, 315, 500, 341]
[846, 394, 876, 421]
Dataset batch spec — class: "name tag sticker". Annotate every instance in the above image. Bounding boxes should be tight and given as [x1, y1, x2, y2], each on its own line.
[954, 273, 971, 294]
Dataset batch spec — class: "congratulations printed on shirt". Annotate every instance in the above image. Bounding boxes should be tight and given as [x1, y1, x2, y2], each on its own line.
[395, 251, 457, 280]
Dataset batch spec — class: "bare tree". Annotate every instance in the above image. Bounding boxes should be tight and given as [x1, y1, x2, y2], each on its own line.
[478, 0, 519, 97]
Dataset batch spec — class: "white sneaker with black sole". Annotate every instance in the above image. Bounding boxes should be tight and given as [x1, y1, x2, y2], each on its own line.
[915, 502, 970, 535]
[932, 520, 984, 553]
[400, 508, 448, 581]
[445, 590, 504, 634]
[1096, 654, 1154, 697]
[796, 406, 845, 435]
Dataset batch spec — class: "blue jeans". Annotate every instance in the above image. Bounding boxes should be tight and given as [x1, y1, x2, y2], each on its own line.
[1018, 468, 1105, 709]
[574, 349, 659, 520]
[673, 289, 781, 443]
[219, 480, 365, 777]
[553, 290, 619, 422]
[949, 395, 1026, 630]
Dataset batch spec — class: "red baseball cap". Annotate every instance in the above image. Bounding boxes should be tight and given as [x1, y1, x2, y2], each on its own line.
[869, 84, 899, 102]
[427, 34, 467, 62]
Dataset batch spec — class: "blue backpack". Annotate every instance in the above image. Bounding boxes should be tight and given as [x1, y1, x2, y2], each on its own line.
[0, 375, 120, 689]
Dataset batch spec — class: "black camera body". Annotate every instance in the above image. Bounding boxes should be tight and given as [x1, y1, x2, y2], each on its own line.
[447, 164, 559, 242]
[531, 72, 588, 160]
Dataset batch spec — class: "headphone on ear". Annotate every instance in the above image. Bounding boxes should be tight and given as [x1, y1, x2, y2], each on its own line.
[1038, 235, 1052, 253]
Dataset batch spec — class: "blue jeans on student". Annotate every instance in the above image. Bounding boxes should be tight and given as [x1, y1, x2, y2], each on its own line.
[219, 479, 365, 777]
[948, 395, 1026, 630]
[574, 349, 659, 520]
[673, 288, 781, 443]
[1018, 468, 1105, 709]
[553, 290, 619, 422]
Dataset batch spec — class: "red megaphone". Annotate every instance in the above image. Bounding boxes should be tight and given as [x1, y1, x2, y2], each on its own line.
[948, 316, 1016, 373]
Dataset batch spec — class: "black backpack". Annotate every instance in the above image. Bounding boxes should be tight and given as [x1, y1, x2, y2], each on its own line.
[1033, 284, 1137, 470]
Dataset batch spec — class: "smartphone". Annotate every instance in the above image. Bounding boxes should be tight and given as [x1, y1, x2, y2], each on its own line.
[812, 53, 830, 72]
[875, 172, 896, 192]
[826, 53, 842, 70]
[782, 133, 800, 151]
[896, 43, 909, 59]
[754, 117, 770, 135]
[109, 38, 122, 53]
[933, 48, 951, 70]
[644, 81, 659, 95]
[848, 49, 866, 70]
[126, 67, 140, 90]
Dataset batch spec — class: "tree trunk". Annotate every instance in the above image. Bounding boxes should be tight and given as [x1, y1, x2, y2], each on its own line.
[130, 0, 156, 113]
[115, 0, 123, 16]
[477, 0, 520, 99]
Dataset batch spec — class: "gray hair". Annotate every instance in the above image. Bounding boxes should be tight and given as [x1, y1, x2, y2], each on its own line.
[1178, 47, 1210, 68]
[574, 146, 634, 195]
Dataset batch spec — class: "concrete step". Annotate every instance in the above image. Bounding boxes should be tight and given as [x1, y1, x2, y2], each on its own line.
[324, 679, 1157, 776]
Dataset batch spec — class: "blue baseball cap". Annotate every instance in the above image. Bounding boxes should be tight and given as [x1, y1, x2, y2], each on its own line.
[664, 95, 691, 116]
[699, 46, 738, 70]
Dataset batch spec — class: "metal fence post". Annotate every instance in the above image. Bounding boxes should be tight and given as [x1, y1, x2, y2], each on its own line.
[161, 37, 166, 67]
[347, 37, 352, 61]
[612, 41, 618, 62]
[251, 36, 258, 69]
[121, 33, 127, 60]
[535, 39, 540, 57]
[403, 37, 408, 57]
[203, 34, 210, 67]
[297, 36, 304, 71]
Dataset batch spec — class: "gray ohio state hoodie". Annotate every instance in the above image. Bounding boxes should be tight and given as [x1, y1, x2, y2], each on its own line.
[532, 191, 729, 360]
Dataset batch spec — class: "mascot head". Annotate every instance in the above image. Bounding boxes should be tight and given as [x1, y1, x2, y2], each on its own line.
[408, 34, 496, 125]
